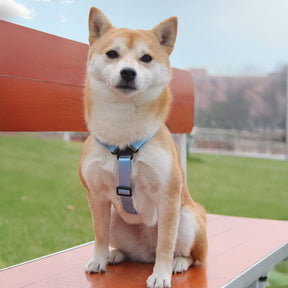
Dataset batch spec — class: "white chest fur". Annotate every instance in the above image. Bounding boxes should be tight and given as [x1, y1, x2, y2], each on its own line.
[81, 138, 171, 227]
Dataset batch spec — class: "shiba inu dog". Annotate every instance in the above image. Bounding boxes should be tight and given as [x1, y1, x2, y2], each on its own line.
[79, 7, 208, 288]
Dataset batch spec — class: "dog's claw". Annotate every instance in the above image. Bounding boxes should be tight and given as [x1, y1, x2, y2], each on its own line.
[146, 272, 171, 288]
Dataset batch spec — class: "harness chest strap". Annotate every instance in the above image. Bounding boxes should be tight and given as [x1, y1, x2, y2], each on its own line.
[117, 156, 137, 214]
[94, 129, 158, 215]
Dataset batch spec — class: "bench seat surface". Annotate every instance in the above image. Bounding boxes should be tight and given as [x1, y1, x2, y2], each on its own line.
[1, 214, 288, 288]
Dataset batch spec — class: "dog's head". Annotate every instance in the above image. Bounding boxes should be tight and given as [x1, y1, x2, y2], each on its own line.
[87, 7, 177, 101]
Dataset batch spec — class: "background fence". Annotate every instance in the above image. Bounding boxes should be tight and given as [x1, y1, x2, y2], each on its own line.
[188, 65, 288, 158]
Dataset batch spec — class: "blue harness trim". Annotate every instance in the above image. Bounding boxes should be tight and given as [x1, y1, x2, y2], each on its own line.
[94, 129, 157, 215]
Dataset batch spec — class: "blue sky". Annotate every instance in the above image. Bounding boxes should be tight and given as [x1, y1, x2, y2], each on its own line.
[1, 0, 288, 75]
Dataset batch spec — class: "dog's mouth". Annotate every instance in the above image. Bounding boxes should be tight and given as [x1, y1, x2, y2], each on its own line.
[115, 84, 137, 94]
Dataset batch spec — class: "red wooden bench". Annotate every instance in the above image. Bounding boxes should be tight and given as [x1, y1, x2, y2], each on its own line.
[1, 215, 288, 288]
[1, 20, 288, 288]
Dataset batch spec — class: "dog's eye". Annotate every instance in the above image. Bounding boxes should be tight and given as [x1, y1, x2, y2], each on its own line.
[106, 50, 119, 59]
[140, 54, 153, 63]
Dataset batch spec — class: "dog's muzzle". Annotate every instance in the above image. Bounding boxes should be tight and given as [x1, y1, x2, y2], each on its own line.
[116, 68, 137, 93]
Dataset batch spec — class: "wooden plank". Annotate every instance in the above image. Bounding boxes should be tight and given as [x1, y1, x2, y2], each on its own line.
[169, 68, 195, 133]
[0, 21, 194, 133]
[0, 20, 88, 86]
[206, 215, 288, 287]
[1, 215, 287, 288]
[0, 77, 86, 132]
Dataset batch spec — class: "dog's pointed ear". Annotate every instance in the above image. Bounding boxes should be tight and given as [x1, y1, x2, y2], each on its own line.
[88, 7, 113, 45]
[152, 17, 178, 55]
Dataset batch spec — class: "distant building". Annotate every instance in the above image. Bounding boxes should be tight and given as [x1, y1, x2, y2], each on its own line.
[187, 68, 285, 131]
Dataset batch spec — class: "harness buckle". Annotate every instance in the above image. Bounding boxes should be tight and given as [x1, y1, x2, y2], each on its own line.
[117, 186, 132, 197]
[112, 146, 138, 160]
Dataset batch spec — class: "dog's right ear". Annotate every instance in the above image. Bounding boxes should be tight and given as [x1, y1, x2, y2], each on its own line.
[88, 7, 113, 45]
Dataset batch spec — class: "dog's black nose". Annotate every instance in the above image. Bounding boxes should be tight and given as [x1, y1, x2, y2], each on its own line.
[120, 68, 137, 82]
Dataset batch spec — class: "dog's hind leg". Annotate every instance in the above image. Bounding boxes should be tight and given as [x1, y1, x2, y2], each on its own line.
[172, 256, 194, 273]
[108, 249, 127, 265]
[173, 204, 207, 272]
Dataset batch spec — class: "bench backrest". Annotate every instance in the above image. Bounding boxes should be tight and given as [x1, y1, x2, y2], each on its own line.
[0, 20, 194, 133]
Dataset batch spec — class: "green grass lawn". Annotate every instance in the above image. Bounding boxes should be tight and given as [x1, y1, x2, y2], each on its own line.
[0, 134, 92, 269]
[0, 134, 288, 286]
[187, 153, 288, 220]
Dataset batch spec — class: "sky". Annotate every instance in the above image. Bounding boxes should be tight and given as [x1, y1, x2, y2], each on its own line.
[1, 0, 288, 76]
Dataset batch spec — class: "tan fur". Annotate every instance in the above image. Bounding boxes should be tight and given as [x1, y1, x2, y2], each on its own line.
[79, 7, 207, 288]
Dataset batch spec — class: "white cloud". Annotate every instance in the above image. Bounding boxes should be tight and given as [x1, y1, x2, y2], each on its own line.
[36, 0, 74, 3]
[0, 0, 35, 20]
[60, 0, 74, 4]
[58, 14, 67, 23]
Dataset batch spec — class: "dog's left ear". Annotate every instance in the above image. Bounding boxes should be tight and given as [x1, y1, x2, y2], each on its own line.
[152, 17, 178, 55]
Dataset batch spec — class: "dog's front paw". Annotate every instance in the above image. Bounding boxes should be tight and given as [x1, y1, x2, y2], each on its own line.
[85, 258, 106, 273]
[146, 272, 171, 288]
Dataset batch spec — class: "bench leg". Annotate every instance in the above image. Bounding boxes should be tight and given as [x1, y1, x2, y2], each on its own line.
[247, 275, 268, 288]
[172, 133, 187, 181]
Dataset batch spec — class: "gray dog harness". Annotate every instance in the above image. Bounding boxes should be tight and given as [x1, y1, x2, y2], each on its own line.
[94, 129, 157, 215]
